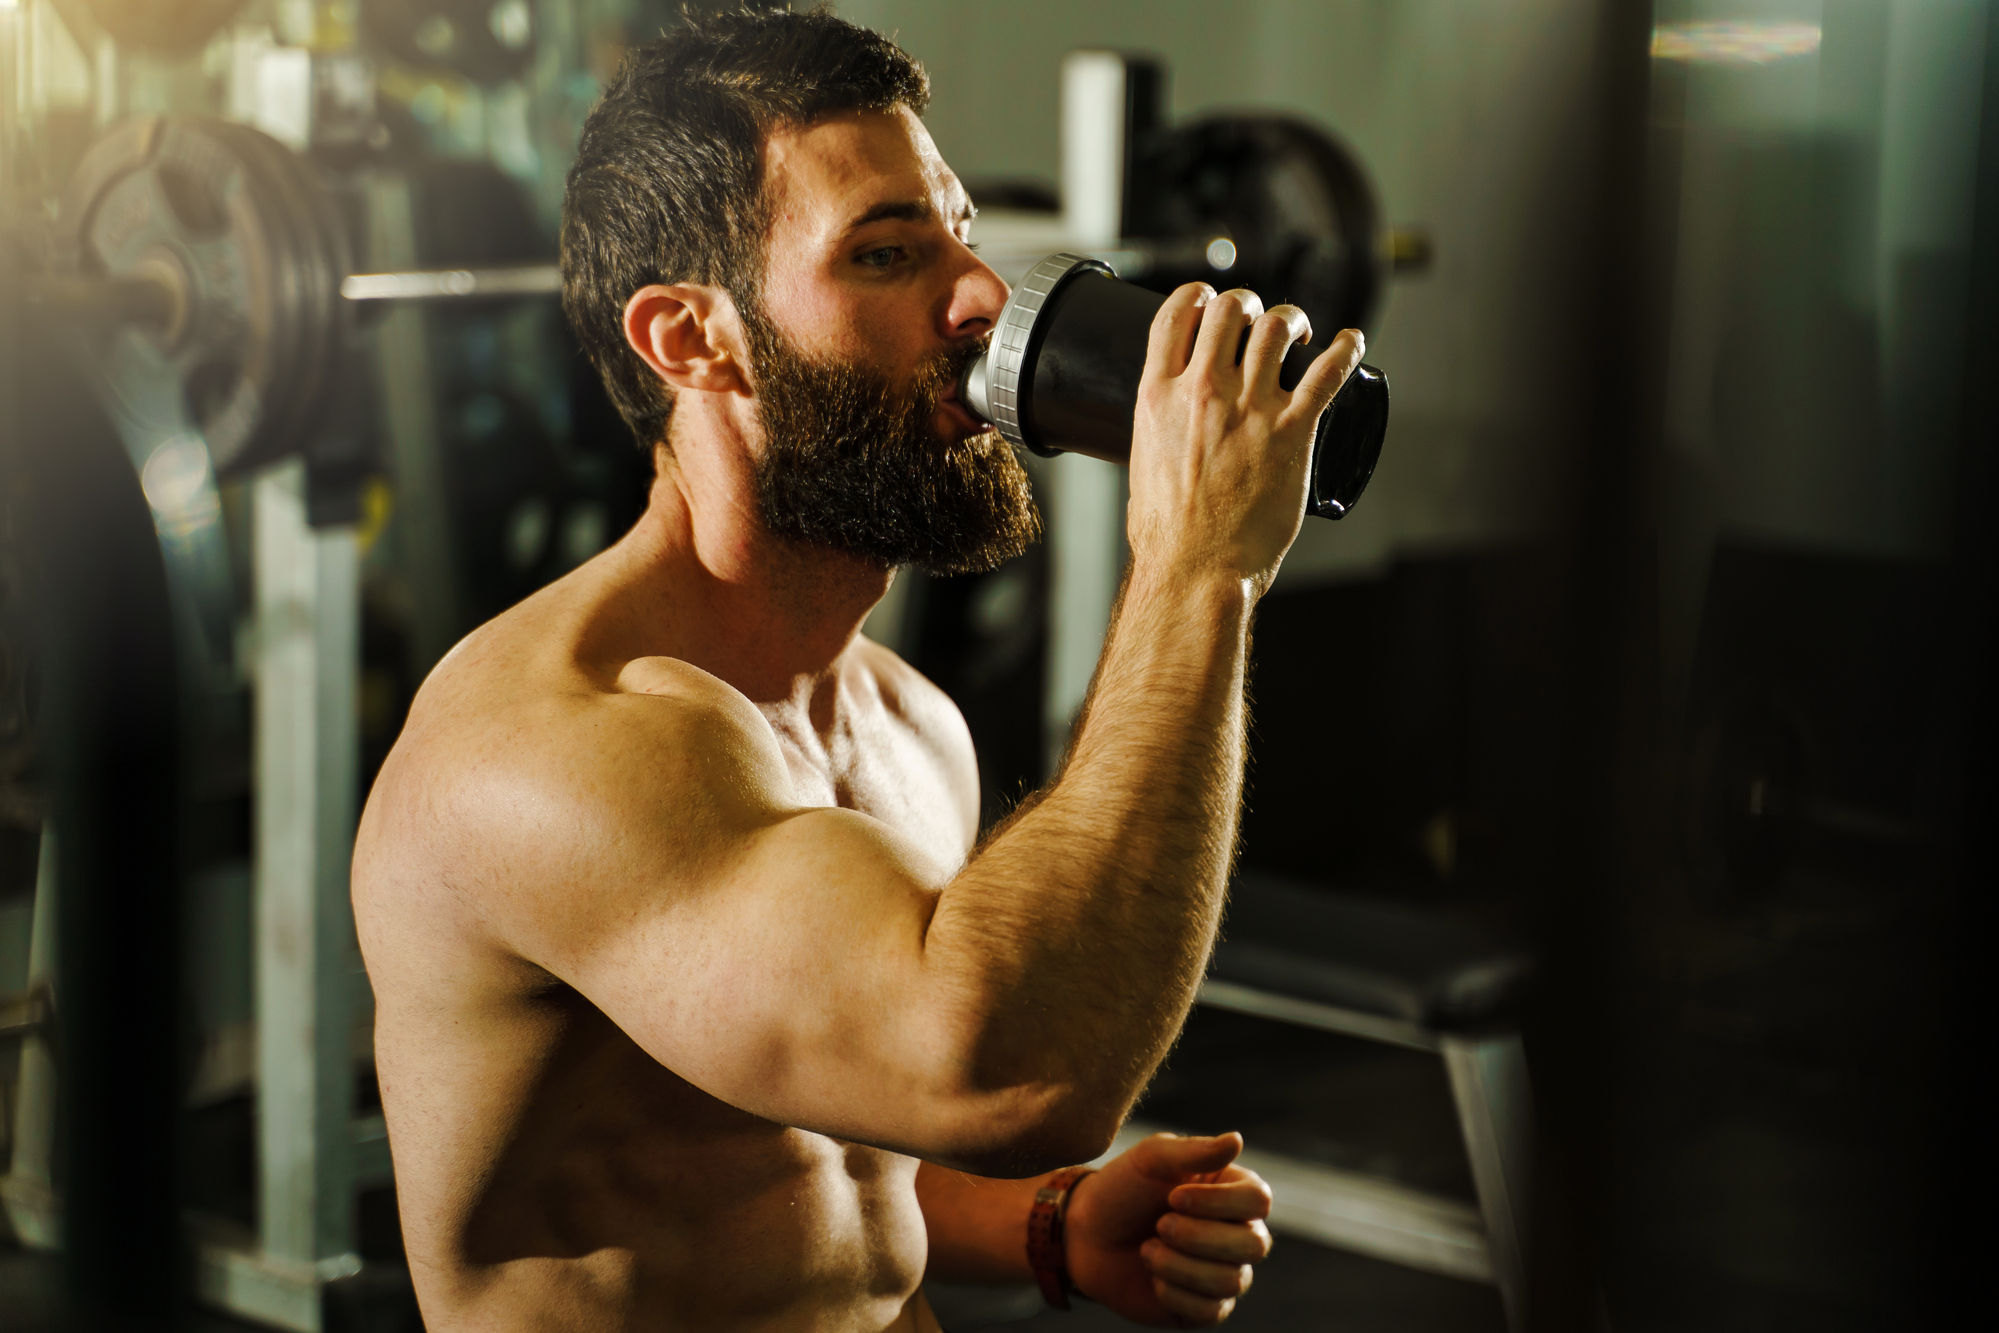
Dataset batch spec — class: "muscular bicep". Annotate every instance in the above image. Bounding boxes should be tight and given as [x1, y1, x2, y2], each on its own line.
[574, 806, 954, 1115]
[485, 677, 991, 1153]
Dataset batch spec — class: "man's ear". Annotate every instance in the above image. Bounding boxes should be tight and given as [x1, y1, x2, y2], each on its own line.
[622, 283, 751, 396]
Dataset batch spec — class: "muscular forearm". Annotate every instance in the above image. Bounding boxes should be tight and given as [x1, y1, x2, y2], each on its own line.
[923, 564, 1253, 1141]
[916, 1161, 1045, 1283]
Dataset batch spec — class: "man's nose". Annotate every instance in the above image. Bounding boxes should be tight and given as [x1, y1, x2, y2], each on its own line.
[943, 249, 1010, 341]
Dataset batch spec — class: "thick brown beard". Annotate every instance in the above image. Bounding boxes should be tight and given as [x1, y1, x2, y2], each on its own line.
[742, 305, 1041, 576]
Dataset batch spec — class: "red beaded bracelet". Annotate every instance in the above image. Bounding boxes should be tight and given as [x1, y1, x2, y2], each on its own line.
[1026, 1166, 1096, 1310]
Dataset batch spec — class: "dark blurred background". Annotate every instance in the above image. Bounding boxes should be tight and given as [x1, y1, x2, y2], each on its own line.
[1, 2, 1994, 1330]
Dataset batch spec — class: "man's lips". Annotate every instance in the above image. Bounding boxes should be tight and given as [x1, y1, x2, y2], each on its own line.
[936, 381, 988, 437]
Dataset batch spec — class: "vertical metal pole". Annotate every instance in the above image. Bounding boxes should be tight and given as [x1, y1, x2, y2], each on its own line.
[365, 175, 462, 681]
[1043, 51, 1136, 773]
[253, 458, 361, 1284]
[2, 822, 59, 1248]
[1441, 1032, 1535, 1333]
[1528, 5, 1666, 1325]
[1062, 51, 1129, 251]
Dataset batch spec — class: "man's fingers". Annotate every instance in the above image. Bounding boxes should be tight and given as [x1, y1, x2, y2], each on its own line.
[1147, 282, 1215, 380]
[1133, 1131, 1244, 1182]
[1143, 1238, 1256, 1300]
[1273, 303, 1313, 347]
[1166, 1170, 1273, 1221]
[1244, 304, 1311, 395]
[1188, 288, 1264, 379]
[1285, 327, 1365, 422]
[1152, 1280, 1236, 1329]
[1156, 1213, 1273, 1264]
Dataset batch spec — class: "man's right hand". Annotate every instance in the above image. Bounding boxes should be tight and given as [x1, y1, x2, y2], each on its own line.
[1126, 283, 1364, 595]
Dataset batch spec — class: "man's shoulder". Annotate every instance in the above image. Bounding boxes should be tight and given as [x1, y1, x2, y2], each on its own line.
[410, 643, 781, 813]
[355, 643, 792, 928]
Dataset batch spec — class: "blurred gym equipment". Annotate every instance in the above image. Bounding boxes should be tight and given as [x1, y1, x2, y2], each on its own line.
[55, 115, 353, 478]
[1155, 871, 1532, 1328]
[3, 110, 599, 1333]
[360, 1, 537, 88]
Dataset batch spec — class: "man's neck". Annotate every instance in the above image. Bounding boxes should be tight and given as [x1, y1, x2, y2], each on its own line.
[602, 438, 895, 709]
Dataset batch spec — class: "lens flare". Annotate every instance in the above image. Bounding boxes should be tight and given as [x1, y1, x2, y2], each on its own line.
[1651, 21, 1822, 65]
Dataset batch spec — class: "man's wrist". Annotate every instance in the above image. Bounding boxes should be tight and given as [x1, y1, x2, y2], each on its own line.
[1058, 1166, 1097, 1303]
[1113, 561, 1257, 664]
[1026, 1166, 1095, 1309]
[1123, 558, 1255, 619]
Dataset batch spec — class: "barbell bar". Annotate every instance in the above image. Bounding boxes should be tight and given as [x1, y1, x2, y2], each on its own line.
[27, 263, 562, 326]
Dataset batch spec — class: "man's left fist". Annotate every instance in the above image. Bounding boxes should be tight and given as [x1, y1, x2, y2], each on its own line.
[1064, 1131, 1274, 1327]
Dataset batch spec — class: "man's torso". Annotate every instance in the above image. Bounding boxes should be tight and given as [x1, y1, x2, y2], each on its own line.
[352, 560, 977, 1331]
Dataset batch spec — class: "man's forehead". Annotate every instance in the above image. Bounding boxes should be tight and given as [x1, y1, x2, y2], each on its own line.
[761, 107, 968, 239]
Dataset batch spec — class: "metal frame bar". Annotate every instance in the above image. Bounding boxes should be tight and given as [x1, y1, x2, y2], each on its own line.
[1191, 980, 1531, 1329]
[1441, 1032, 1533, 1330]
[1198, 977, 1442, 1052]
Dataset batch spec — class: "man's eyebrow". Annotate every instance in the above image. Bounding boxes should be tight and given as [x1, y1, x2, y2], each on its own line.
[842, 198, 978, 234]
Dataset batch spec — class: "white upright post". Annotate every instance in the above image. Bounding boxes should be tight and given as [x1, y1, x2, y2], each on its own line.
[2, 824, 60, 1248]
[1043, 52, 1136, 772]
[1043, 455, 1126, 771]
[1061, 51, 1129, 251]
[235, 458, 362, 1330]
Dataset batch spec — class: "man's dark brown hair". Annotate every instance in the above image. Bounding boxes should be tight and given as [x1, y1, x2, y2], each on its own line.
[560, 5, 931, 449]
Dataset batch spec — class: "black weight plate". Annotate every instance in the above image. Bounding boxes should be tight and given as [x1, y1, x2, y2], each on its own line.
[63, 117, 264, 468]
[60, 117, 351, 477]
[203, 121, 352, 472]
[1127, 115, 1387, 339]
[184, 123, 303, 472]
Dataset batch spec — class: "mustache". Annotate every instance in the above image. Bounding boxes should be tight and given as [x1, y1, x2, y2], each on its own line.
[904, 335, 993, 417]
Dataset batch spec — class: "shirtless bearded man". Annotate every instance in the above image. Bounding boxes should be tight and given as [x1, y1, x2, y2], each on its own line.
[353, 8, 1363, 1330]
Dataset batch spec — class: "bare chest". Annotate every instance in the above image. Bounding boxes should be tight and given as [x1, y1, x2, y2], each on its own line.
[760, 701, 973, 869]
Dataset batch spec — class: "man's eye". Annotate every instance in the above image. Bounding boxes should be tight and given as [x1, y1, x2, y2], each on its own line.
[860, 246, 902, 270]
